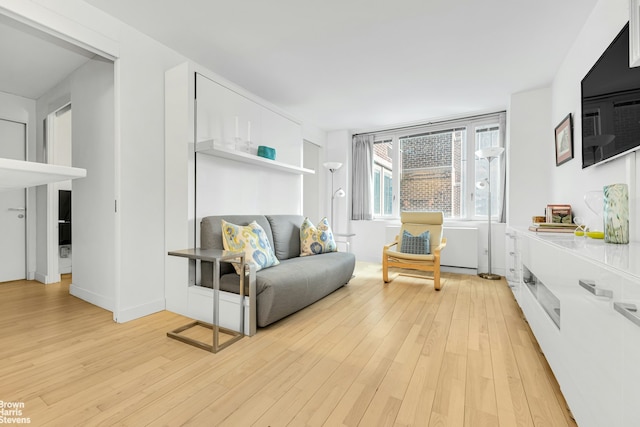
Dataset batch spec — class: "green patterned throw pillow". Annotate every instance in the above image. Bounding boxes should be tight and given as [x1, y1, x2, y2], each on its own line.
[300, 217, 337, 256]
[221, 220, 279, 274]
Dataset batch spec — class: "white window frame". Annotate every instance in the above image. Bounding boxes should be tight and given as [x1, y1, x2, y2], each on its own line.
[370, 112, 505, 221]
[373, 137, 398, 218]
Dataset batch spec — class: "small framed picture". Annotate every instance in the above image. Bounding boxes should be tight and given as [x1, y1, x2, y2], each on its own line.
[554, 113, 573, 166]
[546, 204, 572, 224]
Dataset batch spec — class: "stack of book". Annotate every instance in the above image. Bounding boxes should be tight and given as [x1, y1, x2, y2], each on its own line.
[528, 222, 577, 233]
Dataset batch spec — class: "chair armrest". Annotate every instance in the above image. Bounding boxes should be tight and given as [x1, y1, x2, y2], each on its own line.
[432, 237, 447, 253]
[383, 240, 398, 251]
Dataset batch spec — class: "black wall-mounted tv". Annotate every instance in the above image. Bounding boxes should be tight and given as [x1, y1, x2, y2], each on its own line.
[581, 23, 640, 168]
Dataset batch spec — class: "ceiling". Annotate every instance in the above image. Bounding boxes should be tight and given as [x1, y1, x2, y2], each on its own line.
[0, 14, 95, 100]
[3, 1, 601, 131]
[82, 0, 599, 132]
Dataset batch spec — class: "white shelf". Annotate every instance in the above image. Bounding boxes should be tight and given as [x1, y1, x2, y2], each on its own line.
[195, 140, 315, 175]
[0, 158, 87, 191]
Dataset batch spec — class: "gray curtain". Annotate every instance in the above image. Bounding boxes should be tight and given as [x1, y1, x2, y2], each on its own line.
[351, 134, 374, 220]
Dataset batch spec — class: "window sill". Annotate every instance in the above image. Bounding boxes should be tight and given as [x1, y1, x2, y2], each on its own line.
[370, 217, 504, 225]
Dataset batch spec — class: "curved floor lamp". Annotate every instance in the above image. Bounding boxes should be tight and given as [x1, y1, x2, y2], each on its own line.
[475, 146, 504, 280]
[323, 162, 345, 226]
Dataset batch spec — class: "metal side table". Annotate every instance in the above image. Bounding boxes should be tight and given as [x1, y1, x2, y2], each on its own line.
[167, 248, 246, 353]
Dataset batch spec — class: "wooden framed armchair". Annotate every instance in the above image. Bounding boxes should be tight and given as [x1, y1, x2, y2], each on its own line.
[382, 211, 447, 290]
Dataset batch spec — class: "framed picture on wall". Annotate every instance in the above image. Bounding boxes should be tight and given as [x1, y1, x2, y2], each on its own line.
[554, 113, 573, 166]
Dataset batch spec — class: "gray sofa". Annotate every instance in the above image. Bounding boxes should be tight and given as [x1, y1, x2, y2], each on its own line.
[201, 214, 356, 328]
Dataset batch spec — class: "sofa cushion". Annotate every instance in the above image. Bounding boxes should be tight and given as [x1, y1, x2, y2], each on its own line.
[300, 217, 337, 256]
[221, 220, 279, 273]
[265, 215, 305, 260]
[219, 251, 356, 327]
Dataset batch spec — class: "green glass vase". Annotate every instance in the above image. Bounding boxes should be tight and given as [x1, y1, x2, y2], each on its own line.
[603, 183, 629, 244]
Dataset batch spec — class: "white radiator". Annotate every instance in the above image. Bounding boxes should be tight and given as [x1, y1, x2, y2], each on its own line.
[385, 226, 478, 270]
[441, 227, 478, 269]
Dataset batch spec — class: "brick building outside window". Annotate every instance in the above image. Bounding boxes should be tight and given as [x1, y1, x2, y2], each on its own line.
[370, 111, 505, 220]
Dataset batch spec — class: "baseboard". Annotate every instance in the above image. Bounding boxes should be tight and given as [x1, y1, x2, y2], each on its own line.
[442, 266, 478, 275]
[33, 272, 61, 284]
[442, 266, 508, 278]
[114, 298, 165, 323]
[69, 284, 114, 312]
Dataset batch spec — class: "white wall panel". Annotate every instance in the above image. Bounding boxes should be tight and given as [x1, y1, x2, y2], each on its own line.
[68, 58, 115, 311]
[507, 88, 552, 227]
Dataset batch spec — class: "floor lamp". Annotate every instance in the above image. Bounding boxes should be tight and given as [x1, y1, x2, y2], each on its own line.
[323, 162, 345, 226]
[475, 146, 504, 280]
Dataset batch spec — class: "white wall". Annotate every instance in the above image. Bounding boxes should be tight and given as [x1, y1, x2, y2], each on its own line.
[507, 87, 553, 226]
[549, 0, 637, 241]
[196, 155, 303, 217]
[351, 218, 506, 275]
[115, 25, 186, 322]
[0, 91, 35, 154]
[69, 57, 115, 310]
[303, 140, 322, 221]
[302, 124, 327, 222]
[303, 123, 327, 148]
[326, 130, 351, 233]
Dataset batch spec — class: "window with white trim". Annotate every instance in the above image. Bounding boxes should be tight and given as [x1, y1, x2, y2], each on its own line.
[370, 112, 505, 220]
[373, 139, 393, 217]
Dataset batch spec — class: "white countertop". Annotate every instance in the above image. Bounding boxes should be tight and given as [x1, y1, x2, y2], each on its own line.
[515, 227, 640, 281]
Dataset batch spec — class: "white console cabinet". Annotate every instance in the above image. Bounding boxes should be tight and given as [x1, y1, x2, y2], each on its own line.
[505, 228, 522, 301]
[514, 230, 640, 427]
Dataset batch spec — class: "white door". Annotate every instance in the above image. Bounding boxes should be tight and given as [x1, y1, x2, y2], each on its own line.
[0, 119, 26, 282]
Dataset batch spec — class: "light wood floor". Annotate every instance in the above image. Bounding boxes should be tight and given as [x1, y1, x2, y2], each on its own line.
[0, 264, 576, 427]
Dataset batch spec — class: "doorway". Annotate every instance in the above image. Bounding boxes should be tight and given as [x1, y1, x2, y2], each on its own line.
[46, 104, 73, 282]
[0, 118, 27, 282]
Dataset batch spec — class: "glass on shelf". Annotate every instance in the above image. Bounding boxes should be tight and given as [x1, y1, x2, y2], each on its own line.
[573, 216, 587, 237]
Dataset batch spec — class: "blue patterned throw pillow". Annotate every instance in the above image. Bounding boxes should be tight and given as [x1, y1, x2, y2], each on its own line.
[300, 217, 337, 256]
[400, 230, 430, 254]
[221, 220, 279, 274]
